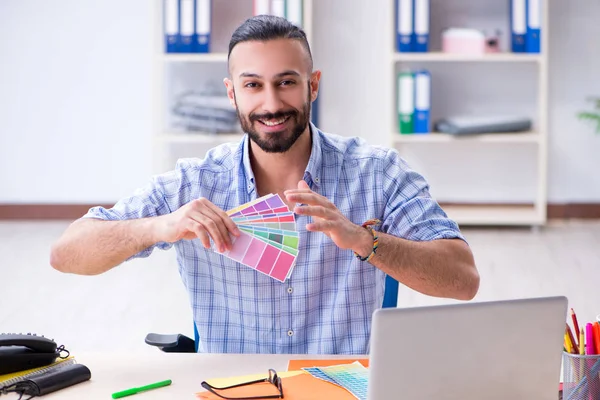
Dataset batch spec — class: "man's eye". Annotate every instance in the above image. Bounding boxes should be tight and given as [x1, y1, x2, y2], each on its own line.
[245, 82, 259, 88]
[280, 80, 295, 86]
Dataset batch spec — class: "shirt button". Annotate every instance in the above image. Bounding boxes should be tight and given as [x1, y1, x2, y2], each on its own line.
[287, 330, 294, 336]
[314, 177, 320, 183]
[287, 287, 293, 294]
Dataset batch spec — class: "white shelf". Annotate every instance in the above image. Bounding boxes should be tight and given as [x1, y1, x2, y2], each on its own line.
[388, 0, 549, 226]
[393, 52, 543, 63]
[163, 53, 228, 63]
[393, 132, 541, 144]
[156, 132, 244, 144]
[442, 204, 543, 226]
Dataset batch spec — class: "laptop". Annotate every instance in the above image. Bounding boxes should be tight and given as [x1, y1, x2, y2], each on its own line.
[367, 296, 568, 400]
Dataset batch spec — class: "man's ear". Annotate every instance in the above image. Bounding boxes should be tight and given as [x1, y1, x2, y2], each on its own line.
[223, 77, 236, 109]
[309, 70, 322, 103]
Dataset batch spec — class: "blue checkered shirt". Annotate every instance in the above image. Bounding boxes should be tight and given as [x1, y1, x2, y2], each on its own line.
[83, 124, 464, 354]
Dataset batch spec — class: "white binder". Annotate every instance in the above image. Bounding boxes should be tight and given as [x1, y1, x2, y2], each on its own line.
[271, 0, 285, 18]
[285, 0, 303, 27]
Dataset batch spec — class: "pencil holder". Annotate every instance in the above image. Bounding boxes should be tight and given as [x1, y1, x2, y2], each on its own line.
[562, 351, 600, 400]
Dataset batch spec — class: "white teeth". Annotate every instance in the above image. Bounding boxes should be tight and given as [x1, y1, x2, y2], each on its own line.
[260, 117, 287, 126]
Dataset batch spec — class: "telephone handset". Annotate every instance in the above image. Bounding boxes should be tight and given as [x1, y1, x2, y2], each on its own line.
[0, 333, 69, 375]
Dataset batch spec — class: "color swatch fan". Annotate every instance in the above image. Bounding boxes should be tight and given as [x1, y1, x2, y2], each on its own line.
[220, 194, 299, 282]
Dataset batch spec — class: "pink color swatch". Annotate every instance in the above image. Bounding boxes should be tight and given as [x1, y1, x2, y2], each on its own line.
[221, 194, 298, 282]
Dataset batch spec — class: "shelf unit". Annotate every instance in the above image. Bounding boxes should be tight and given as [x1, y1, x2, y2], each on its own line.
[388, 0, 549, 226]
[152, 0, 314, 174]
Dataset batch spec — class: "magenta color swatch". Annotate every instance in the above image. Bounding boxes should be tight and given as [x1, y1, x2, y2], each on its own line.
[241, 206, 256, 215]
[241, 238, 267, 268]
[270, 251, 295, 282]
[253, 200, 270, 212]
[255, 244, 280, 275]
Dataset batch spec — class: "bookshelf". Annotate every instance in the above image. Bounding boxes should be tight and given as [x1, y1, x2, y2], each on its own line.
[152, 0, 314, 174]
[388, 0, 549, 226]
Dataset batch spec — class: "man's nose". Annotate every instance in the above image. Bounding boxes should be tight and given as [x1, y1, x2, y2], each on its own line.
[262, 87, 284, 113]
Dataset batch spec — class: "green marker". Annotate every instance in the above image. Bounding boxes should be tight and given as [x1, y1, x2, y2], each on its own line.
[112, 379, 172, 399]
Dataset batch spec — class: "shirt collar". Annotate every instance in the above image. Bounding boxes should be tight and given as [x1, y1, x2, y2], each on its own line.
[241, 122, 323, 194]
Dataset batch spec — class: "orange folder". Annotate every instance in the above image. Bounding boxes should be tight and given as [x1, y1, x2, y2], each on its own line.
[196, 372, 357, 400]
[287, 358, 369, 371]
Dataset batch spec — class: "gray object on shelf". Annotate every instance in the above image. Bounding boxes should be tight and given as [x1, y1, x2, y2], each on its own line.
[171, 90, 240, 134]
[434, 115, 532, 135]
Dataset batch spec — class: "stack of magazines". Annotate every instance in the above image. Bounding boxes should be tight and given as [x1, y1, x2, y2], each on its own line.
[171, 89, 240, 134]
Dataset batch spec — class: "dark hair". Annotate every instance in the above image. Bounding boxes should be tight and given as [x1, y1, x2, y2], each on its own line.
[227, 15, 313, 71]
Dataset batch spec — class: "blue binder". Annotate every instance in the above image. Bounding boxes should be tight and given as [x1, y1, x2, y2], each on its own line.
[164, 0, 180, 53]
[194, 0, 211, 53]
[412, 0, 429, 52]
[413, 70, 430, 134]
[526, 0, 541, 53]
[311, 82, 320, 127]
[395, 0, 413, 52]
[179, 0, 194, 53]
[510, 0, 526, 53]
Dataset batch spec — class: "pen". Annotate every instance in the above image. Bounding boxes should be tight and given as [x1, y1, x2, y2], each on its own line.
[112, 379, 172, 399]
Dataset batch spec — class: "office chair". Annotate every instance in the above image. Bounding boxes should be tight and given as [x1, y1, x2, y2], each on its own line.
[145, 275, 399, 353]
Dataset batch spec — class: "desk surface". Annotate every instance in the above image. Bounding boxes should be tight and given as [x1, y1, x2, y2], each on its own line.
[5, 352, 358, 399]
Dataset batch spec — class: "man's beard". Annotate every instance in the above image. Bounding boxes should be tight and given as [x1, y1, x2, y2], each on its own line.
[235, 88, 311, 153]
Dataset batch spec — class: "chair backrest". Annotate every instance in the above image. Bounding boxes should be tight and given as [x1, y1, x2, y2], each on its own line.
[191, 275, 399, 352]
[382, 275, 399, 308]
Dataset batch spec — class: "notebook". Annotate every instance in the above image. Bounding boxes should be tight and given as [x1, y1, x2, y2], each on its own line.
[0, 356, 76, 387]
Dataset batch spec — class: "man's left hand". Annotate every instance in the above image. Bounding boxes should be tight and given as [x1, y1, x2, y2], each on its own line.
[284, 180, 373, 254]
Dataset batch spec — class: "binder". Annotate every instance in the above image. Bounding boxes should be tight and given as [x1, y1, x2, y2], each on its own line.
[397, 72, 414, 134]
[285, 0, 303, 28]
[179, 0, 194, 52]
[413, 0, 429, 52]
[253, 0, 270, 16]
[413, 70, 430, 134]
[194, 0, 211, 53]
[164, 0, 179, 53]
[271, 0, 285, 18]
[526, 0, 541, 53]
[395, 0, 413, 52]
[510, 0, 526, 52]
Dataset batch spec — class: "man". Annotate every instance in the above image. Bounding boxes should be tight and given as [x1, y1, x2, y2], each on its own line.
[50, 15, 479, 354]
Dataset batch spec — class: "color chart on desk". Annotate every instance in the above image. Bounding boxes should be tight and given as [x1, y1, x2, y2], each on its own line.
[303, 362, 369, 400]
[221, 194, 299, 282]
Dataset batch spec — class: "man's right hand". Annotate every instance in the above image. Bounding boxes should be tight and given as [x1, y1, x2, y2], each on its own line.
[154, 198, 240, 252]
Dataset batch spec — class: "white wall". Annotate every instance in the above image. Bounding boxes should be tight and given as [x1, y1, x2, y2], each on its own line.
[0, 0, 154, 203]
[0, 0, 599, 204]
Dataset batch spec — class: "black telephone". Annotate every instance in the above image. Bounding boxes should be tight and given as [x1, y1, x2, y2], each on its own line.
[0, 333, 66, 375]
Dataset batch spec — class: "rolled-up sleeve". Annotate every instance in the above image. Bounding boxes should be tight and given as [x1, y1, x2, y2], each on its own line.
[379, 149, 466, 243]
[80, 163, 191, 259]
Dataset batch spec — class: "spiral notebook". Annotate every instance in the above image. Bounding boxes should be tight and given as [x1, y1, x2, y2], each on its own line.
[0, 356, 76, 387]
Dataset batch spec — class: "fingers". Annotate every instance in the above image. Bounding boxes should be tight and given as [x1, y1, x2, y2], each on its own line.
[188, 221, 211, 249]
[294, 205, 330, 219]
[192, 210, 231, 253]
[202, 201, 241, 237]
[285, 192, 331, 207]
[297, 180, 310, 189]
[306, 219, 335, 232]
[186, 199, 240, 252]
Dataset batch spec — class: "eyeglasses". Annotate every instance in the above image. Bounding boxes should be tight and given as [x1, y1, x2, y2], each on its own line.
[200, 368, 284, 399]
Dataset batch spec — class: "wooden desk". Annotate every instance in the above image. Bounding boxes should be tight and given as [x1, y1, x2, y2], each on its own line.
[5, 352, 358, 399]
